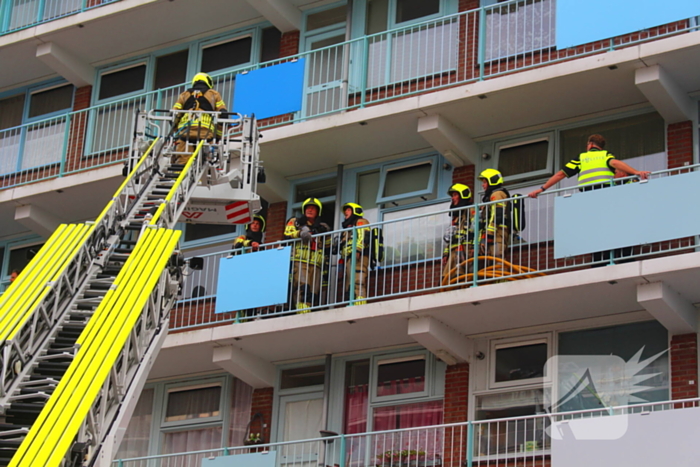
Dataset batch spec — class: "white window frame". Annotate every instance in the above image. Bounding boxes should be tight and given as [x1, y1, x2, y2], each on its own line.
[494, 132, 554, 184]
[160, 379, 227, 429]
[376, 155, 439, 205]
[94, 60, 151, 104]
[371, 350, 432, 403]
[488, 333, 552, 390]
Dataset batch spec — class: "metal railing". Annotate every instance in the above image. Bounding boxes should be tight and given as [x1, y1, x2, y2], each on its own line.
[0, 0, 120, 36]
[2, 0, 697, 190]
[170, 166, 698, 330]
[111, 397, 700, 466]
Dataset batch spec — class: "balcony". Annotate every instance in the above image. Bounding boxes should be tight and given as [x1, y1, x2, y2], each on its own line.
[0, 0, 119, 37]
[1, 0, 699, 192]
[110, 397, 700, 466]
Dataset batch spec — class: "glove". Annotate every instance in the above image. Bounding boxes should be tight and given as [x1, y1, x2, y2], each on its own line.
[443, 226, 456, 243]
[300, 226, 312, 243]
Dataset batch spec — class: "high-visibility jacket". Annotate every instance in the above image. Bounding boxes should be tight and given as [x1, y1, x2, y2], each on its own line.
[284, 217, 331, 267]
[173, 88, 226, 137]
[443, 207, 473, 256]
[564, 149, 615, 187]
[340, 218, 370, 258]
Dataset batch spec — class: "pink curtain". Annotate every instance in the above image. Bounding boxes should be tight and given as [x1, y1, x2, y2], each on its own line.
[377, 376, 425, 397]
[344, 384, 368, 434]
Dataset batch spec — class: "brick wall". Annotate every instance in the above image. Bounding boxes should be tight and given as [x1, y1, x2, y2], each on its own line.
[452, 164, 475, 190]
[667, 121, 693, 169]
[265, 201, 289, 243]
[65, 85, 93, 172]
[250, 387, 274, 443]
[442, 363, 469, 467]
[280, 31, 300, 58]
[670, 333, 699, 400]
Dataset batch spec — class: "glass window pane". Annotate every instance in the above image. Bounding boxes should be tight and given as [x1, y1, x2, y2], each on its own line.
[307, 6, 347, 32]
[372, 400, 443, 431]
[228, 379, 253, 447]
[261, 27, 282, 62]
[201, 37, 252, 73]
[383, 163, 431, 198]
[395, 0, 439, 23]
[495, 343, 547, 383]
[366, 0, 389, 34]
[372, 401, 443, 463]
[99, 65, 147, 100]
[558, 321, 669, 409]
[9, 244, 43, 274]
[280, 365, 325, 389]
[28, 85, 73, 118]
[376, 356, 425, 396]
[116, 388, 153, 459]
[474, 389, 548, 456]
[0, 94, 26, 130]
[184, 224, 238, 243]
[560, 112, 665, 165]
[294, 177, 337, 203]
[382, 202, 449, 265]
[498, 140, 549, 177]
[165, 386, 221, 422]
[162, 426, 222, 455]
[155, 50, 189, 90]
[344, 360, 370, 435]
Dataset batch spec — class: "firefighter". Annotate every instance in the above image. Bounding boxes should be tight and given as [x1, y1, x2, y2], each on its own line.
[284, 198, 331, 313]
[477, 169, 511, 262]
[441, 184, 473, 285]
[339, 202, 371, 305]
[171, 72, 227, 165]
[232, 215, 265, 252]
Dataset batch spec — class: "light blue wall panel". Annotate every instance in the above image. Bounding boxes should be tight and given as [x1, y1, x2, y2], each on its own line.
[556, 0, 700, 49]
[215, 247, 290, 313]
[202, 451, 277, 467]
[554, 172, 700, 258]
[232, 59, 305, 120]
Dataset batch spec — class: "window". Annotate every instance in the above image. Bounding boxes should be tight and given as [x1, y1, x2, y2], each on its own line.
[307, 6, 347, 33]
[495, 133, 553, 183]
[375, 355, 426, 398]
[366, 0, 442, 34]
[0, 94, 24, 131]
[261, 27, 282, 62]
[377, 157, 438, 205]
[280, 365, 326, 390]
[395, 0, 440, 24]
[154, 51, 189, 90]
[9, 243, 43, 275]
[116, 376, 252, 459]
[98, 64, 147, 100]
[490, 336, 550, 389]
[201, 37, 253, 73]
[28, 84, 73, 119]
[184, 224, 239, 243]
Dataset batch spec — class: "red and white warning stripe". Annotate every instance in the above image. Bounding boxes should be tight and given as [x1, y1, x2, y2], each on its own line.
[225, 201, 251, 224]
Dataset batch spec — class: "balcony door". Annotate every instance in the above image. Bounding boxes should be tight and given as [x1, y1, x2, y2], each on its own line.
[276, 392, 325, 467]
[303, 29, 347, 118]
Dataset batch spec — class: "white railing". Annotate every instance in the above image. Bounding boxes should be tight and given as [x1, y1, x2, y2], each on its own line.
[111, 397, 700, 467]
[2, 0, 697, 190]
[1, 0, 120, 35]
[170, 166, 698, 330]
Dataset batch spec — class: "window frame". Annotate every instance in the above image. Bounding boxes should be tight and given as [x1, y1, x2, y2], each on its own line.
[287, 173, 338, 226]
[93, 59, 152, 104]
[160, 379, 227, 430]
[376, 155, 439, 205]
[488, 334, 552, 390]
[494, 132, 554, 184]
[197, 29, 259, 76]
[24, 81, 75, 123]
[371, 350, 432, 403]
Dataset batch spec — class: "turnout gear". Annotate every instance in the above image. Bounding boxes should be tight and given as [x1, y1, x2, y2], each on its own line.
[339, 202, 371, 305]
[232, 215, 265, 251]
[284, 208, 331, 312]
[442, 184, 474, 286]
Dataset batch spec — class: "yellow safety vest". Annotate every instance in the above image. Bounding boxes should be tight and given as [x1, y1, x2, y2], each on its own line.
[575, 150, 614, 186]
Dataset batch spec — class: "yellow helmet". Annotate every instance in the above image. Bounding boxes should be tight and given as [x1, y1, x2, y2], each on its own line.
[248, 214, 266, 232]
[302, 198, 323, 216]
[192, 72, 213, 89]
[342, 202, 364, 217]
[480, 168, 503, 186]
[447, 183, 471, 200]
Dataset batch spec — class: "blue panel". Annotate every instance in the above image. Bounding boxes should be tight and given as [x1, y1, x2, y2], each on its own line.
[554, 172, 700, 258]
[232, 59, 305, 120]
[202, 451, 277, 467]
[215, 247, 291, 313]
[556, 0, 700, 49]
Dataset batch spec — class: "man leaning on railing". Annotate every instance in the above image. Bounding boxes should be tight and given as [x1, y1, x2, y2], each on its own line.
[527, 134, 650, 266]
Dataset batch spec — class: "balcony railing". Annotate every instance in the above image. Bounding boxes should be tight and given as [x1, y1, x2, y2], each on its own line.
[111, 397, 700, 467]
[170, 166, 698, 331]
[0, 0, 120, 36]
[1, 0, 697, 190]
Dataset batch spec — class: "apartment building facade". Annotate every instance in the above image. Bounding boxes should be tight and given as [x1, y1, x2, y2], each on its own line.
[1, 0, 700, 465]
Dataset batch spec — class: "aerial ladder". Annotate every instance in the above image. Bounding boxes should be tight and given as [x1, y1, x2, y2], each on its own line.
[0, 110, 262, 467]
